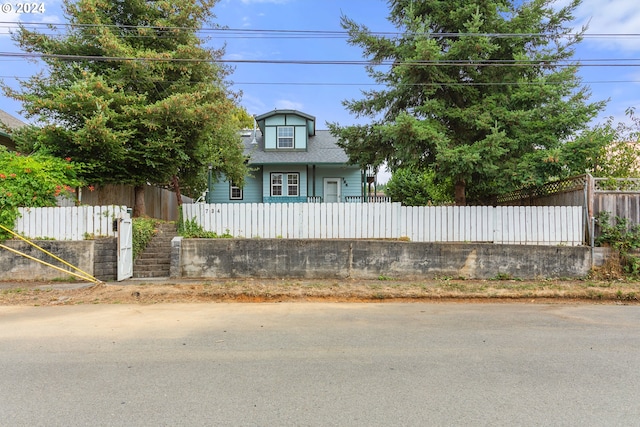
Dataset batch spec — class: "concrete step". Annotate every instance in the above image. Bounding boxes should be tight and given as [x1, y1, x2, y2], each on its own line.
[134, 259, 170, 267]
[132, 222, 178, 278]
[133, 271, 170, 279]
[135, 264, 169, 273]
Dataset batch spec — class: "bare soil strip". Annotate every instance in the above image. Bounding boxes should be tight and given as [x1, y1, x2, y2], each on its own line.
[1, 278, 640, 306]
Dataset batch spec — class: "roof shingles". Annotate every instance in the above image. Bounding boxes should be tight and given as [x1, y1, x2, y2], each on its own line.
[243, 130, 350, 165]
[0, 109, 25, 131]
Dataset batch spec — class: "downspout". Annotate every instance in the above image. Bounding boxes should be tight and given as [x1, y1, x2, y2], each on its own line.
[313, 165, 316, 197]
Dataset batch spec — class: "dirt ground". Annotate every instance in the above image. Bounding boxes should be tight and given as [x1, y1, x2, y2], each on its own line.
[1, 277, 640, 306]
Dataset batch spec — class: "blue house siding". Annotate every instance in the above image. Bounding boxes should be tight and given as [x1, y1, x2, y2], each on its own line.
[262, 164, 307, 203]
[210, 171, 264, 203]
[205, 110, 377, 204]
[262, 114, 308, 150]
[307, 165, 362, 201]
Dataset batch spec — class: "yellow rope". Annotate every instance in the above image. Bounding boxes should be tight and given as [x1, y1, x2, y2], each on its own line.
[0, 224, 101, 284]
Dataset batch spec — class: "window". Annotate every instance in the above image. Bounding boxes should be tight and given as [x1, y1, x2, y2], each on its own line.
[229, 181, 243, 200]
[287, 174, 299, 196]
[277, 126, 294, 148]
[271, 173, 299, 197]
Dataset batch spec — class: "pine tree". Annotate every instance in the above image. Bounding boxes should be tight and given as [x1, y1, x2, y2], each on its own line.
[4, 0, 248, 216]
[329, 0, 605, 205]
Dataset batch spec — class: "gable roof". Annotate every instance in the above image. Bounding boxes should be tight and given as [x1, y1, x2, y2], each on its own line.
[242, 130, 351, 165]
[255, 109, 316, 137]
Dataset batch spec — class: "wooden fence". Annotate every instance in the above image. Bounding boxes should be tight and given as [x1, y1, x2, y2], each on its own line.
[182, 203, 585, 246]
[58, 184, 191, 221]
[488, 174, 640, 239]
[15, 205, 128, 240]
[592, 178, 640, 227]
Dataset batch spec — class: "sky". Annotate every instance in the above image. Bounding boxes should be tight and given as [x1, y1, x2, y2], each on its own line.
[0, 0, 639, 132]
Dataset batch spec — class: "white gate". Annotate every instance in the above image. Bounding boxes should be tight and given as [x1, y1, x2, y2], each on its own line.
[117, 213, 133, 281]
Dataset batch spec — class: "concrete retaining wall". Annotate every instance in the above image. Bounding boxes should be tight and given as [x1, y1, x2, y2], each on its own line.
[172, 238, 592, 280]
[0, 238, 117, 281]
[0, 238, 595, 282]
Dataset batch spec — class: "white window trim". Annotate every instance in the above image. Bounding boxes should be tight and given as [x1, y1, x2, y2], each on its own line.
[271, 172, 299, 197]
[277, 126, 294, 149]
[229, 181, 243, 200]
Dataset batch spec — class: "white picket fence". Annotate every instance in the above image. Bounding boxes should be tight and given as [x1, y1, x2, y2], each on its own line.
[182, 203, 585, 246]
[15, 205, 128, 240]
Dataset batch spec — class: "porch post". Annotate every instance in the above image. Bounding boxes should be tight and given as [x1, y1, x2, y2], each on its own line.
[206, 163, 213, 203]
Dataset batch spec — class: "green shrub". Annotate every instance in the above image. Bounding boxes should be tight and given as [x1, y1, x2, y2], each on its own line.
[0, 147, 82, 239]
[132, 217, 158, 260]
[179, 217, 232, 239]
[596, 211, 640, 276]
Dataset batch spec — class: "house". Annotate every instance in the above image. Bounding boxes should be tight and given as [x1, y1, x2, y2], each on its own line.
[0, 109, 26, 151]
[209, 109, 376, 203]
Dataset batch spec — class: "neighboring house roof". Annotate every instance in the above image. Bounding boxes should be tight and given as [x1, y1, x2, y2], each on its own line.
[242, 130, 352, 165]
[0, 109, 26, 151]
[0, 109, 26, 131]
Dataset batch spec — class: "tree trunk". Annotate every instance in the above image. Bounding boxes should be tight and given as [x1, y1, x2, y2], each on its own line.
[133, 184, 146, 218]
[172, 175, 183, 207]
[454, 178, 466, 206]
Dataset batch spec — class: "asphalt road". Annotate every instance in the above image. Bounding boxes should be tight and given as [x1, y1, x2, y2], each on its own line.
[1, 303, 639, 426]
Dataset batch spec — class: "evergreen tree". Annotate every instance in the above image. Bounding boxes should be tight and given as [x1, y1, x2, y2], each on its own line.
[329, 0, 605, 205]
[4, 0, 248, 216]
[384, 167, 453, 206]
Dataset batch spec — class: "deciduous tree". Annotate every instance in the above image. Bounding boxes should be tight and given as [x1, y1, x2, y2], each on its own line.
[559, 108, 640, 178]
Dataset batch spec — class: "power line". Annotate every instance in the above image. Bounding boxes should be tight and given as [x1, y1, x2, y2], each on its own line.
[2, 21, 640, 39]
[0, 51, 638, 67]
[1, 74, 637, 86]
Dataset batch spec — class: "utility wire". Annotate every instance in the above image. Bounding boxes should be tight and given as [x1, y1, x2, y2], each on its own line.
[2, 21, 640, 39]
[0, 51, 638, 67]
[0, 74, 637, 86]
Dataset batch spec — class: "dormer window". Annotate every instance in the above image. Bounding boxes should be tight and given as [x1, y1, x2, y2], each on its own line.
[277, 126, 294, 148]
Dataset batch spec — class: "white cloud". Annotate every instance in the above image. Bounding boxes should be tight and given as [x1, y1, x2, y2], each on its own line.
[225, 52, 246, 60]
[0, 0, 62, 37]
[572, 0, 640, 51]
[0, 13, 22, 36]
[275, 99, 304, 110]
[240, 94, 266, 115]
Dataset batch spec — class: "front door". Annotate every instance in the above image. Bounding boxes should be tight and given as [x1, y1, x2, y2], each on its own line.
[324, 178, 341, 203]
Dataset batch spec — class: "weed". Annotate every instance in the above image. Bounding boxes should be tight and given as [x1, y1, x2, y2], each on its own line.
[586, 290, 604, 300]
[616, 290, 638, 301]
[132, 217, 159, 260]
[2, 288, 25, 294]
[179, 217, 233, 239]
[440, 282, 470, 292]
[378, 275, 393, 281]
[492, 272, 513, 281]
[596, 211, 640, 277]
